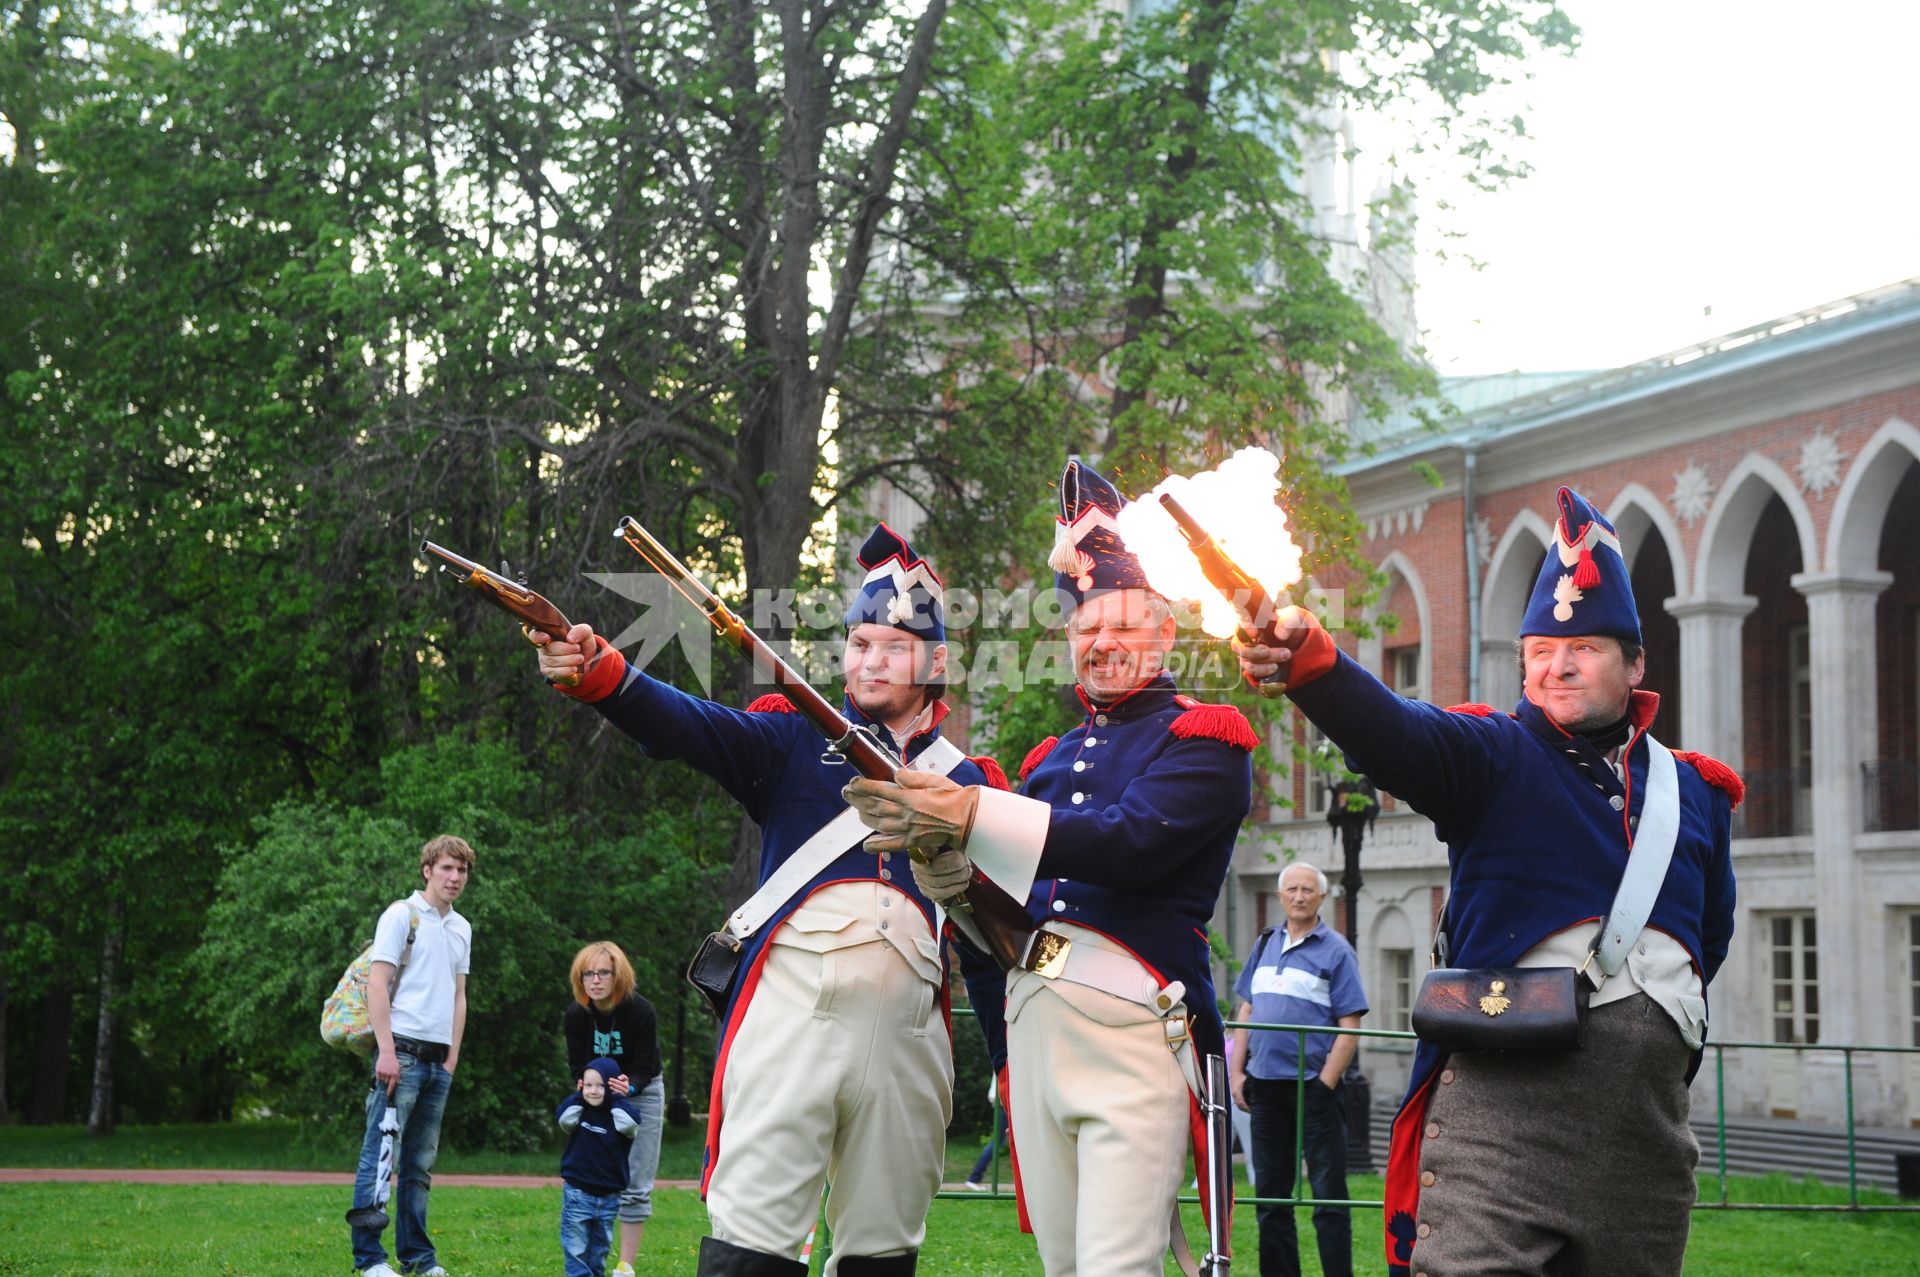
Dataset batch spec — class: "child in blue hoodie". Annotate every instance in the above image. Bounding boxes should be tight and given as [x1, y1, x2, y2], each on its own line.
[557, 1056, 643, 1277]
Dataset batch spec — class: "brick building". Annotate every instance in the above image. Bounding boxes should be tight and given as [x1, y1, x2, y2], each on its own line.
[1233, 278, 1920, 1125]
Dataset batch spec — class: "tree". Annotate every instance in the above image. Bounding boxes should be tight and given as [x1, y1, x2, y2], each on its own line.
[0, 0, 1574, 1129]
[844, 0, 1574, 758]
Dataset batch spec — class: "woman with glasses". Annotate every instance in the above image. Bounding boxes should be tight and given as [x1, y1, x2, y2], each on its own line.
[563, 941, 664, 1277]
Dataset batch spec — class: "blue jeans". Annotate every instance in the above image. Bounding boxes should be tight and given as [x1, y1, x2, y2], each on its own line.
[1246, 1074, 1352, 1277]
[560, 1183, 620, 1277]
[618, 1075, 666, 1224]
[350, 1050, 453, 1272]
[967, 1106, 1008, 1183]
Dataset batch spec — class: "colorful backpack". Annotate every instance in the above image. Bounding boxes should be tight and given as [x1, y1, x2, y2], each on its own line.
[320, 905, 419, 1053]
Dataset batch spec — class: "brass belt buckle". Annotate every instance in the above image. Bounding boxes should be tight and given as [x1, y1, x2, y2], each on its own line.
[1022, 929, 1072, 979]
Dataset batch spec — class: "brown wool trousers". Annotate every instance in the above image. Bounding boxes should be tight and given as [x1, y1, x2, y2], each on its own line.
[1410, 993, 1699, 1277]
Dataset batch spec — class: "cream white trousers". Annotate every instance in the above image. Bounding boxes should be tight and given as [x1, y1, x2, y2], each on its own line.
[1006, 933, 1192, 1277]
[706, 936, 952, 1274]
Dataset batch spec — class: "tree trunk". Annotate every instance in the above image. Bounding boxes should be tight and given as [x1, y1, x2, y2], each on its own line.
[29, 979, 73, 1124]
[86, 909, 125, 1137]
[0, 965, 11, 1124]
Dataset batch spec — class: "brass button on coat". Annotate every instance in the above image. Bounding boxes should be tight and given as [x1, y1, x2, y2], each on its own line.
[1420, 1171, 1436, 1187]
[1425, 1122, 1440, 1139]
[1416, 1222, 1431, 1239]
[1439, 1069, 1455, 1084]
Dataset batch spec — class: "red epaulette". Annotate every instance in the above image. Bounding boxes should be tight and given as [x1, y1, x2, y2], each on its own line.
[972, 756, 1011, 791]
[744, 694, 798, 714]
[1444, 703, 1498, 716]
[1020, 736, 1060, 781]
[1168, 698, 1258, 751]
[1673, 749, 1745, 810]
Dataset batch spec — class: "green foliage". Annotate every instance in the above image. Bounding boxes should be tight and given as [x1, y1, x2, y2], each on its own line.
[0, 0, 1574, 1137]
[196, 737, 727, 1151]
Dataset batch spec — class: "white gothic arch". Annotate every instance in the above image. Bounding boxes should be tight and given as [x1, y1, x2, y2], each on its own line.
[1607, 482, 1691, 600]
[1373, 549, 1434, 699]
[1482, 507, 1553, 640]
[1695, 452, 1820, 598]
[1825, 417, 1920, 573]
[1478, 508, 1553, 708]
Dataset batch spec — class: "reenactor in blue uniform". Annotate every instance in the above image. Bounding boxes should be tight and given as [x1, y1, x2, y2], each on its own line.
[534, 525, 1006, 1277]
[847, 461, 1255, 1277]
[1239, 486, 1739, 1277]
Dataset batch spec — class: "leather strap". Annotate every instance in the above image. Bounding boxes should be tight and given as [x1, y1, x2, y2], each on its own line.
[723, 737, 967, 941]
[1434, 733, 1684, 979]
[1592, 736, 1680, 978]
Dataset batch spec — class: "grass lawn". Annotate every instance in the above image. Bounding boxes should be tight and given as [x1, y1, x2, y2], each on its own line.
[3, 1125, 1916, 1273]
[0, 1121, 1028, 1186]
[0, 1175, 1916, 1275]
[0, 1119, 708, 1181]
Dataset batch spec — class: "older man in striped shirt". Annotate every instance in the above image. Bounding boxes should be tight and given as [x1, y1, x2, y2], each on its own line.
[1228, 861, 1367, 1277]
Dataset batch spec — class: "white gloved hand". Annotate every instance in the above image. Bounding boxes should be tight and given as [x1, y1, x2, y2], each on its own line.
[910, 847, 975, 903]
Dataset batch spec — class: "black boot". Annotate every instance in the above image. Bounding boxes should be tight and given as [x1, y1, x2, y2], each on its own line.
[834, 1252, 919, 1276]
[695, 1236, 808, 1277]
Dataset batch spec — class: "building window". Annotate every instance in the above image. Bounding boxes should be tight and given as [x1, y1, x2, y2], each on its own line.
[1769, 912, 1819, 1045]
[1910, 914, 1920, 1049]
[1788, 625, 1813, 835]
[1389, 645, 1423, 703]
[1380, 948, 1413, 1033]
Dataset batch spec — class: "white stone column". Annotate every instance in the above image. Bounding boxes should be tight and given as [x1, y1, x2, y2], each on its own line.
[1480, 640, 1518, 711]
[1665, 594, 1757, 765]
[1791, 569, 1891, 1111]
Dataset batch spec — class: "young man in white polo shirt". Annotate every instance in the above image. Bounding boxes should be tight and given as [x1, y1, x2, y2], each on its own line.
[349, 835, 475, 1277]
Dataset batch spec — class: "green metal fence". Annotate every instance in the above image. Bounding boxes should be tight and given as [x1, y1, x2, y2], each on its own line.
[939, 1013, 1920, 1215]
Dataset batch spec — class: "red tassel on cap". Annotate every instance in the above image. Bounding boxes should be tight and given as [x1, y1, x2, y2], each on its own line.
[1573, 541, 1602, 590]
[745, 693, 798, 714]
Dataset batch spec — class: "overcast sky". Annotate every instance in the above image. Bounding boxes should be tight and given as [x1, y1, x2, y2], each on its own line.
[1403, 0, 1920, 376]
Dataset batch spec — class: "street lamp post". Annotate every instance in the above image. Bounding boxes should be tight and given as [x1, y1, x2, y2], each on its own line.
[1327, 775, 1379, 1175]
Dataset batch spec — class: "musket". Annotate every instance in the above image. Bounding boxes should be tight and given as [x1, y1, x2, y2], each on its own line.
[1157, 492, 1291, 699]
[419, 540, 584, 687]
[612, 515, 1036, 971]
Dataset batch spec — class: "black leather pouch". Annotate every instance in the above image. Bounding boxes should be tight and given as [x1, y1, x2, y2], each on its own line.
[685, 931, 744, 1018]
[1410, 966, 1590, 1053]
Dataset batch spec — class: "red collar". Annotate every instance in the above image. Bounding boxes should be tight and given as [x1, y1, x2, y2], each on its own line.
[1075, 674, 1172, 717]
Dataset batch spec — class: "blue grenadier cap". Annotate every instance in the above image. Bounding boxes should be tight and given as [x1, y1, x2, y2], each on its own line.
[1049, 459, 1150, 608]
[844, 523, 946, 642]
[1519, 486, 1641, 643]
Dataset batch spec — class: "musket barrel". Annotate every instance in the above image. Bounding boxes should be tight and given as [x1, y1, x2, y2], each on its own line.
[420, 539, 484, 579]
[1158, 492, 1212, 546]
[609, 511, 1038, 968]
[1154, 493, 1290, 698]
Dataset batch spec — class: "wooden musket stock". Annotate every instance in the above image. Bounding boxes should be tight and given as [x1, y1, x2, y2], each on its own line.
[612, 515, 1034, 969]
[420, 540, 581, 686]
